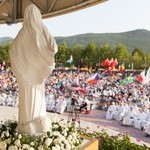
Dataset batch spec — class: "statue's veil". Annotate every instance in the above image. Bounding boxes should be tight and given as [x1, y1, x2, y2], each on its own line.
[9, 4, 57, 135]
[10, 4, 57, 85]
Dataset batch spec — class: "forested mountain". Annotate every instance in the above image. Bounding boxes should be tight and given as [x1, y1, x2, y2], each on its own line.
[55, 29, 150, 53]
[0, 29, 150, 53]
[0, 29, 150, 69]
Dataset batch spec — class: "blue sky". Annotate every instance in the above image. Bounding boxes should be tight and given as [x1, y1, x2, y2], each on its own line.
[0, 0, 150, 38]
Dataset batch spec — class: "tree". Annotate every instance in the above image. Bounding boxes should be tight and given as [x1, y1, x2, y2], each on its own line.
[114, 43, 129, 67]
[132, 48, 144, 59]
[98, 43, 113, 61]
[0, 42, 12, 66]
[81, 42, 97, 67]
[131, 52, 143, 69]
[145, 54, 150, 67]
[55, 41, 70, 67]
[72, 44, 83, 68]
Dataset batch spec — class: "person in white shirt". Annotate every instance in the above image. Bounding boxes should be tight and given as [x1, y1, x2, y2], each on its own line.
[141, 112, 150, 130]
[113, 103, 119, 119]
[0, 92, 7, 106]
[79, 96, 90, 113]
[132, 103, 139, 113]
[144, 122, 150, 136]
[115, 103, 126, 121]
[106, 102, 116, 120]
[56, 96, 67, 114]
[143, 97, 150, 106]
[66, 96, 72, 112]
[122, 107, 136, 126]
[142, 105, 149, 114]
[124, 102, 130, 113]
[134, 108, 147, 129]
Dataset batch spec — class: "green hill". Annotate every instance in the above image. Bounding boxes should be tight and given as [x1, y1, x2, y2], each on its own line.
[55, 29, 150, 53]
[0, 29, 150, 53]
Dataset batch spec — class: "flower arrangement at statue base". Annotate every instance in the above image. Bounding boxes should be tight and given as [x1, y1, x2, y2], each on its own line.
[1, 117, 150, 150]
[0, 115, 82, 150]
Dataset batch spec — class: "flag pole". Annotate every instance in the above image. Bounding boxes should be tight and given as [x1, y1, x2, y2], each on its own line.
[99, 57, 101, 70]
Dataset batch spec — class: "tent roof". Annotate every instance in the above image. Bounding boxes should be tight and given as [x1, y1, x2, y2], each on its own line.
[0, 0, 107, 24]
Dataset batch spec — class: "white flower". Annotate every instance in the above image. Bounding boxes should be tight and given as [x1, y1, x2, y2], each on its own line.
[71, 144, 75, 149]
[4, 138, 11, 144]
[55, 144, 61, 150]
[38, 145, 44, 150]
[74, 121, 79, 127]
[22, 144, 30, 149]
[76, 139, 80, 144]
[68, 135, 73, 141]
[45, 138, 52, 146]
[72, 138, 77, 144]
[14, 139, 21, 147]
[53, 138, 61, 144]
[53, 124, 59, 128]
[52, 146, 57, 150]
[62, 131, 67, 137]
[59, 122, 66, 128]
[52, 131, 61, 136]
[67, 122, 72, 127]
[66, 143, 71, 150]
[60, 143, 64, 149]
[1, 132, 5, 138]
[71, 132, 77, 138]
[0, 119, 82, 150]
[5, 130, 10, 137]
[29, 147, 34, 150]
[60, 136, 66, 141]
[64, 128, 69, 132]
[15, 132, 18, 136]
[57, 136, 63, 143]
[0, 141, 7, 150]
[8, 145, 18, 150]
[43, 133, 48, 138]
[18, 134, 22, 139]
[30, 142, 35, 146]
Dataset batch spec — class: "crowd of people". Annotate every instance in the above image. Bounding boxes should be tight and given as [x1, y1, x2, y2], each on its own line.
[106, 93, 150, 136]
[0, 67, 18, 107]
[0, 66, 150, 135]
[0, 67, 99, 114]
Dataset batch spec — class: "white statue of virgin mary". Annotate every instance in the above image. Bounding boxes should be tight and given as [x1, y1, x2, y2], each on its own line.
[9, 4, 58, 135]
